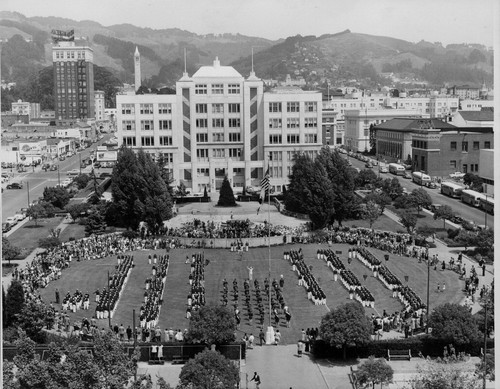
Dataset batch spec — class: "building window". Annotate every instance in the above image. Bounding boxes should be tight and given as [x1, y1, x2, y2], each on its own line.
[140, 104, 153, 114]
[121, 104, 135, 115]
[450, 141, 457, 151]
[473, 141, 479, 150]
[228, 103, 240, 113]
[196, 133, 208, 143]
[196, 119, 208, 128]
[213, 133, 224, 142]
[229, 132, 241, 142]
[269, 118, 282, 129]
[450, 160, 457, 169]
[287, 118, 299, 128]
[270, 151, 282, 161]
[158, 103, 172, 114]
[212, 118, 224, 128]
[269, 102, 282, 113]
[159, 120, 172, 130]
[287, 134, 300, 144]
[484, 141, 491, 149]
[141, 120, 154, 131]
[141, 136, 154, 146]
[197, 168, 209, 176]
[123, 137, 136, 146]
[462, 141, 468, 152]
[287, 102, 300, 112]
[304, 118, 317, 128]
[211, 84, 224, 94]
[122, 120, 135, 131]
[229, 148, 241, 158]
[195, 84, 207, 94]
[159, 136, 172, 146]
[228, 84, 240, 94]
[212, 148, 225, 158]
[229, 118, 240, 128]
[212, 103, 224, 113]
[305, 134, 317, 143]
[271, 167, 283, 178]
[196, 104, 207, 113]
[305, 101, 317, 112]
[196, 149, 209, 161]
[269, 134, 282, 144]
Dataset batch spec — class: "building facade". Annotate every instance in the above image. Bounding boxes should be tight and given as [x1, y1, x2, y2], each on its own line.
[412, 127, 493, 178]
[117, 58, 322, 194]
[478, 149, 494, 195]
[94, 90, 105, 121]
[52, 41, 95, 124]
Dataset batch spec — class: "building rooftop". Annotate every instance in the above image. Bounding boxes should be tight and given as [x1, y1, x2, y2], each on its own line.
[457, 109, 494, 122]
[192, 57, 243, 79]
[375, 118, 456, 131]
[267, 86, 318, 94]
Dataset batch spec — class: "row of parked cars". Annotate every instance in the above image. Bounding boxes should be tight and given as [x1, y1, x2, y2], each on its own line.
[3, 208, 28, 233]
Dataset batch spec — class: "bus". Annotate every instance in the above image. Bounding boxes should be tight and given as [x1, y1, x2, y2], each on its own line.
[388, 163, 405, 176]
[412, 172, 431, 186]
[479, 196, 494, 215]
[440, 182, 464, 198]
[461, 189, 487, 207]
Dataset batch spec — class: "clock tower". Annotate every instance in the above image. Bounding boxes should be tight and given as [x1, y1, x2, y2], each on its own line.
[134, 46, 141, 92]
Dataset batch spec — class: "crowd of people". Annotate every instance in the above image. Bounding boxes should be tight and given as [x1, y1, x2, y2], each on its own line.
[140, 254, 169, 329]
[186, 252, 207, 318]
[285, 249, 326, 305]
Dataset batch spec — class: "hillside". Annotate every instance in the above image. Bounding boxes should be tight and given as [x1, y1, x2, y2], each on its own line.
[0, 12, 494, 94]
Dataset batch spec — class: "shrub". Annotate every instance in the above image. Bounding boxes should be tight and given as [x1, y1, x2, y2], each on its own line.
[122, 230, 138, 239]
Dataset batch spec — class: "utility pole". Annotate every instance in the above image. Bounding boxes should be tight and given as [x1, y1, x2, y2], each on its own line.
[79, 152, 82, 175]
[426, 257, 430, 333]
[27, 181, 30, 208]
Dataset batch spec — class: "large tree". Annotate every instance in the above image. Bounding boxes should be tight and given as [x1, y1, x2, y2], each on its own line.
[361, 201, 382, 230]
[42, 186, 71, 209]
[2, 237, 21, 265]
[319, 302, 372, 359]
[302, 160, 335, 229]
[428, 303, 481, 345]
[217, 176, 236, 206]
[16, 299, 55, 342]
[85, 205, 108, 236]
[433, 205, 455, 229]
[409, 188, 432, 216]
[364, 192, 391, 213]
[399, 210, 418, 234]
[178, 349, 240, 389]
[111, 147, 173, 232]
[284, 152, 315, 214]
[356, 356, 394, 388]
[4, 280, 25, 328]
[26, 203, 47, 226]
[65, 202, 91, 223]
[187, 305, 236, 345]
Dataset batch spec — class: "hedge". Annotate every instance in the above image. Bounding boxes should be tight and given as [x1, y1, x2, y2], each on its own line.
[312, 336, 494, 360]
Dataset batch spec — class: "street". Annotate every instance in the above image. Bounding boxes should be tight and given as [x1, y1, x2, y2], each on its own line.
[2, 135, 111, 224]
[345, 154, 493, 229]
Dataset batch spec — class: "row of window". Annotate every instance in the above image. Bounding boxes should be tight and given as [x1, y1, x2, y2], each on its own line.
[449, 161, 479, 173]
[195, 132, 242, 143]
[122, 136, 173, 147]
[55, 50, 88, 59]
[269, 118, 318, 129]
[195, 148, 243, 158]
[195, 103, 240, 114]
[450, 141, 491, 151]
[196, 118, 240, 128]
[268, 134, 318, 144]
[195, 84, 241, 95]
[122, 120, 173, 131]
[268, 102, 317, 113]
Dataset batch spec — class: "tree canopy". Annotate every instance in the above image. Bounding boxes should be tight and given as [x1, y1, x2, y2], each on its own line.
[409, 188, 432, 215]
[111, 146, 173, 232]
[187, 305, 236, 345]
[399, 210, 418, 234]
[361, 200, 382, 230]
[433, 205, 455, 229]
[429, 303, 481, 345]
[356, 356, 394, 388]
[4, 280, 25, 328]
[178, 349, 240, 389]
[410, 359, 481, 389]
[319, 302, 371, 359]
[2, 237, 21, 264]
[42, 186, 71, 209]
[285, 147, 357, 228]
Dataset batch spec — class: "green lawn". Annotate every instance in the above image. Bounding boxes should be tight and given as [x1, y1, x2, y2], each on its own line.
[6, 217, 65, 259]
[38, 243, 464, 344]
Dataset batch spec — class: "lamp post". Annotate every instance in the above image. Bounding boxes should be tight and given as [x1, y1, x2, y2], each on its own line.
[26, 181, 30, 208]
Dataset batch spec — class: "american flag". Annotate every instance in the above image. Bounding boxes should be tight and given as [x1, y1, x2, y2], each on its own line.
[259, 167, 270, 203]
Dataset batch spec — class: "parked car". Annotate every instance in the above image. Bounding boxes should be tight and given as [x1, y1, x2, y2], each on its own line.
[50, 165, 58, 171]
[67, 169, 80, 176]
[403, 171, 412, 179]
[426, 182, 437, 189]
[6, 182, 23, 189]
[59, 155, 66, 161]
[365, 162, 373, 168]
[1, 172, 9, 179]
[5, 216, 18, 226]
[430, 204, 442, 213]
[449, 172, 465, 179]
[379, 166, 389, 173]
[2, 223, 12, 233]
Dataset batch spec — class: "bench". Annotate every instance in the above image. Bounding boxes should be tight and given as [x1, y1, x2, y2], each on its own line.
[349, 366, 360, 388]
[387, 349, 411, 361]
[148, 359, 164, 365]
[172, 355, 189, 364]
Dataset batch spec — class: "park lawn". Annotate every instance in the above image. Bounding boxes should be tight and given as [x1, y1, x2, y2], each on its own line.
[6, 217, 65, 259]
[38, 241, 465, 345]
[59, 221, 87, 242]
[343, 214, 407, 234]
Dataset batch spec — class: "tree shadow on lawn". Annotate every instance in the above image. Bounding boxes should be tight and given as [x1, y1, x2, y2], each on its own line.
[22, 224, 45, 229]
[313, 356, 359, 367]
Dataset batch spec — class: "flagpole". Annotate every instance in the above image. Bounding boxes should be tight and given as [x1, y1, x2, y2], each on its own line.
[265, 154, 275, 344]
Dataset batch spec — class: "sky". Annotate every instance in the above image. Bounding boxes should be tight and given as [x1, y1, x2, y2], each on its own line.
[2, 0, 497, 46]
